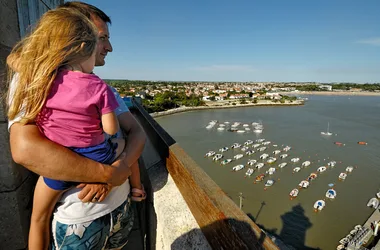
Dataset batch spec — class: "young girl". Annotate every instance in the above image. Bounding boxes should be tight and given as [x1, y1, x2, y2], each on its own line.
[7, 8, 145, 249]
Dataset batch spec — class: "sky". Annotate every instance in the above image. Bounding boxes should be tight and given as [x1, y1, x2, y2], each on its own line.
[79, 0, 380, 83]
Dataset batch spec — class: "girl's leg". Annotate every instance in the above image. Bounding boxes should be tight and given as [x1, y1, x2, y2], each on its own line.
[29, 176, 63, 250]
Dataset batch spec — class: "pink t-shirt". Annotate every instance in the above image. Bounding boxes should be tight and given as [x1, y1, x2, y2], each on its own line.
[37, 70, 119, 147]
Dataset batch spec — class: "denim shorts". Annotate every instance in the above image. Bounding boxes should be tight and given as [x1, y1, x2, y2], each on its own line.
[51, 197, 134, 250]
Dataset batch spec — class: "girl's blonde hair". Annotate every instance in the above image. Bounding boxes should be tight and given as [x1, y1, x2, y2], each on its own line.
[7, 7, 98, 124]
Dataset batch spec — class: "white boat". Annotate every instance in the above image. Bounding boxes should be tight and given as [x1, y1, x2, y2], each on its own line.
[256, 139, 265, 143]
[338, 172, 347, 180]
[219, 147, 229, 152]
[265, 179, 275, 187]
[219, 124, 226, 127]
[252, 143, 261, 148]
[243, 124, 249, 127]
[233, 154, 244, 160]
[301, 161, 311, 167]
[267, 167, 276, 175]
[232, 164, 245, 171]
[224, 121, 230, 124]
[346, 166, 354, 173]
[327, 161, 337, 167]
[317, 166, 327, 173]
[262, 141, 271, 145]
[258, 146, 267, 152]
[367, 198, 379, 209]
[278, 162, 288, 169]
[217, 127, 225, 131]
[377, 192, 380, 199]
[307, 173, 318, 181]
[237, 130, 245, 133]
[273, 144, 278, 147]
[244, 140, 253, 146]
[245, 127, 251, 131]
[280, 154, 288, 159]
[255, 163, 265, 169]
[273, 150, 281, 155]
[245, 168, 254, 177]
[291, 157, 300, 163]
[231, 122, 240, 128]
[299, 180, 310, 188]
[321, 122, 333, 136]
[252, 122, 259, 126]
[247, 159, 257, 166]
[231, 143, 241, 149]
[290, 189, 299, 198]
[267, 157, 277, 164]
[253, 128, 263, 134]
[212, 154, 223, 161]
[246, 150, 255, 155]
[220, 159, 232, 165]
[293, 167, 301, 172]
[283, 146, 292, 152]
[314, 200, 326, 211]
[339, 237, 349, 245]
[326, 189, 337, 199]
[241, 146, 249, 152]
[205, 151, 216, 157]
[260, 153, 269, 160]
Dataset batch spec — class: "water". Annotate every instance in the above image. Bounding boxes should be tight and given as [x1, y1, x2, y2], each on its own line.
[156, 95, 380, 250]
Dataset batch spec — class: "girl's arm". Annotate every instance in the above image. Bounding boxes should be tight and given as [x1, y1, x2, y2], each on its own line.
[29, 177, 63, 250]
[101, 111, 119, 135]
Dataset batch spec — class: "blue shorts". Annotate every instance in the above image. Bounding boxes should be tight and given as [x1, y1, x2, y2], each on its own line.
[44, 139, 117, 190]
[51, 197, 134, 250]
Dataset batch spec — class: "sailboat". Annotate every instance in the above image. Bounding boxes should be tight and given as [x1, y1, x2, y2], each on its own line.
[321, 122, 332, 136]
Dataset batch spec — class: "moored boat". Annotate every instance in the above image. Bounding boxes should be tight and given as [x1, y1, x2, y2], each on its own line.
[328, 161, 337, 167]
[367, 198, 379, 209]
[205, 151, 216, 157]
[346, 166, 354, 173]
[358, 141, 367, 145]
[265, 179, 275, 187]
[245, 168, 254, 177]
[252, 143, 261, 148]
[273, 150, 281, 155]
[255, 174, 265, 182]
[290, 188, 299, 198]
[278, 162, 287, 169]
[260, 153, 269, 160]
[232, 164, 245, 171]
[220, 159, 232, 165]
[244, 140, 253, 146]
[234, 154, 244, 160]
[247, 159, 257, 166]
[338, 172, 347, 180]
[246, 150, 255, 155]
[213, 154, 223, 161]
[283, 146, 292, 152]
[255, 163, 265, 169]
[291, 157, 300, 163]
[241, 146, 249, 152]
[317, 166, 327, 173]
[267, 157, 277, 164]
[299, 180, 310, 188]
[262, 141, 271, 145]
[219, 147, 229, 152]
[302, 161, 311, 167]
[266, 167, 276, 175]
[307, 173, 318, 181]
[231, 143, 241, 149]
[258, 146, 267, 152]
[280, 154, 288, 159]
[293, 167, 301, 172]
[314, 200, 326, 211]
[326, 189, 337, 199]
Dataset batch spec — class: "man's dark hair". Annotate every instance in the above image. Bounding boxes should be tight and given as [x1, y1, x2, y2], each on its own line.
[59, 1, 111, 24]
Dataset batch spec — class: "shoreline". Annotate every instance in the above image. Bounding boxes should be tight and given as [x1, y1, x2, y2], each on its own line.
[150, 100, 303, 118]
[279, 91, 380, 96]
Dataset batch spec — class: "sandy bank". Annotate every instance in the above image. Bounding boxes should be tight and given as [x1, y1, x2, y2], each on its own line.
[151, 100, 303, 118]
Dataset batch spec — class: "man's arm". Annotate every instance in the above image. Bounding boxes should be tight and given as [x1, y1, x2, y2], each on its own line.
[9, 123, 124, 184]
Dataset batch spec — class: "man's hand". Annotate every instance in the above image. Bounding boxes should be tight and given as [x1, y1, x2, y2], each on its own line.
[77, 183, 112, 202]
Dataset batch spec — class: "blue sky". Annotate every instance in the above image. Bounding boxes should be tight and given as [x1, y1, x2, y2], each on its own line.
[80, 0, 380, 83]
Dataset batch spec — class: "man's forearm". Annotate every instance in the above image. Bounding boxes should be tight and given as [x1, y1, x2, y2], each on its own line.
[9, 123, 112, 183]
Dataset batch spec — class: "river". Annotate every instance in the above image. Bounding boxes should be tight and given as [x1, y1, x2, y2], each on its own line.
[155, 95, 380, 250]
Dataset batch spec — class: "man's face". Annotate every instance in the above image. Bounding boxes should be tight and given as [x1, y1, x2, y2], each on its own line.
[92, 17, 113, 66]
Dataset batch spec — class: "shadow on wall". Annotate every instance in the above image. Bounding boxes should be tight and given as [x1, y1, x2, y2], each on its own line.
[248, 203, 321, 250]
[171, 218, 267, 250]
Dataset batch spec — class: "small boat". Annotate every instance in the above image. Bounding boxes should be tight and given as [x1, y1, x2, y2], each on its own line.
[273, 144, 278, 147]
[245, 127, 251, 131]
[237, 130, 245, 133]
[265, 179, 275, 187]
[290, 188, 299, 198]
[224, 121, 230, 124]
[338, 172, 347, 180]
[273, 150, 281, 155]
[232, 164, 245, 171]
[217, 127, 225, 131]
[367, 198, 379, 209]
[220, 159, 232, 165]
[302, 161, 311, 167]
[291, 157, 300, 163]
[314, 200, 326, 211]
[326, 189, 337, 199]
[346, 166, 354, 173]
[247, 159, 257, 166]
[231, 143, 241, 149]
[283, 146, 292, 152]
[307, 173, 318, 181]
[244, 140, 253, 146]
[245, 168, 254, 177]
[205, 151, 216, 157]
[262, 141, 271, 145]
[253, 128, 263, 133]
[233, 154, 244, 160]
[252, 143, 261, 148]
[321, 122, 332, 136]
[246, 150, 255, 155]
[267, 167, 276, 175]
[267, 157, 277, 164]
[258, 146, 267, 152]
[243, 124, 249, 127]
[255, 163, 265, 169]
[334, 142, 345, 146]
[358, 141, 367, 145]
[317, 166, 327, 173]
[219, 147, 229, 152]
[241, 146, 249, 152]
[255, 174, 265, 182]
[337, 244, 345, 250]
[293, 167, 301, 172]
[327, 161, 337, 167]
[278, 162, 287, 169]
[256, 139, 265, 143]
[213, 154, 223, 161]
[280, 154, 288, 159]
[299, 180, 310, 188]
[252, 122, 259, 126]
[219, 124, 226, 127]
[376, 192, 380, 199]
[339, 237, 349, 245]
[260, 153, 269, 160]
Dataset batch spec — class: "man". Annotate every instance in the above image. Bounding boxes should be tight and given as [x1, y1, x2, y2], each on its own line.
[8, 2, 146, 248]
